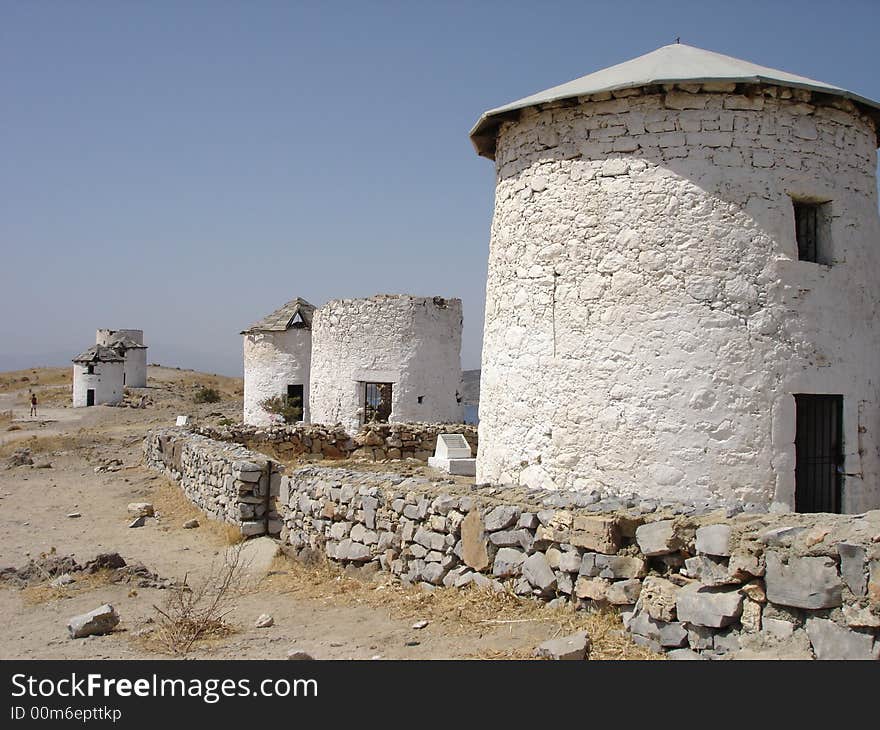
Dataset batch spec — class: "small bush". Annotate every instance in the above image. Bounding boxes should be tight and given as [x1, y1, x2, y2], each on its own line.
[193, 387, 221, 404]
[260, 395, 302, 424]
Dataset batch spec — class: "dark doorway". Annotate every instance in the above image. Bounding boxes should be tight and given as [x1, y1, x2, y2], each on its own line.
[286, 384, 304, 420]
[86, 389, 95, 407]
[364, 382, 393, 424]
[795, 394, 843, 513]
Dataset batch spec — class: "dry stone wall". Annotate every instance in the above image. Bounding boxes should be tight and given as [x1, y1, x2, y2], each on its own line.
[192, 422, 478, 463]
[143, 429, 283, 537]
[279, 465, 880, 660]
[479, 82, 880, 512]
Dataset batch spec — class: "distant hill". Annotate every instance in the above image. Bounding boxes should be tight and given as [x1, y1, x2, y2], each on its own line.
[461, 369, 480, 405]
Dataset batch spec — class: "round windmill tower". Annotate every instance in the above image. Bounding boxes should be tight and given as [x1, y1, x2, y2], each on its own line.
[470, 44, 880, 513]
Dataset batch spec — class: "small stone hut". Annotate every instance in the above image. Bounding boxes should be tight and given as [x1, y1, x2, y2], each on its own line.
[470, 43, 880, 513]
[241, 298, 315, 426]
[72, 345, 124, 407]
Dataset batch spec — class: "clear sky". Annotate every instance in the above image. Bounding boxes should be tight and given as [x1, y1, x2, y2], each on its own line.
[2, 0, 878, 375]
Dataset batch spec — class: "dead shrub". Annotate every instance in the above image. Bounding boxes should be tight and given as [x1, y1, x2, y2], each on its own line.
[150, 544, 245, 655]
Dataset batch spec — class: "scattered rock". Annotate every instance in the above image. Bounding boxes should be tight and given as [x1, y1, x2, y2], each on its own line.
[255, 614, 274, 628]
[66, 512, 81, 519]
[412, 620, 429, 630]
[127, 502, 155, 518]
[128, 516, 146, 529]
[85, 553, 127, 573]
[286, 649, 315, 660]
[67, 604, 120, 639]
[534, 631, 590, 660]
[183, 518, 200, 529]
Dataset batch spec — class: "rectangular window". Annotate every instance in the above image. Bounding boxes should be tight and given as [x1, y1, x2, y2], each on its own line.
[363, 382, 392, 424]
[86, 365, 94, 375]
[793, 200, 831, 264]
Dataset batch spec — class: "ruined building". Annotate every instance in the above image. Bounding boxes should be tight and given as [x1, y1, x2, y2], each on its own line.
[72, 345, 124, 407]
[470, 43, 880, 512]
[95, 329, 148, 387]
[72, 328, 148, 407]
[242, 295, 464, 431]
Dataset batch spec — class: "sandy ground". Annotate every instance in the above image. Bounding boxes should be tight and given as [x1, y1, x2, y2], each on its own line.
[0, 367, 656, 661]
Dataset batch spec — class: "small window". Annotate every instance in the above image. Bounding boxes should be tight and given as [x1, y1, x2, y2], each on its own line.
[793, 200, 831, 264]
[86, 365, 94, 375]
[364, 382, 392, 424]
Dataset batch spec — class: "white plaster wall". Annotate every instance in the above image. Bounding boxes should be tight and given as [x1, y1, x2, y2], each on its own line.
[72, 360, 125, 407]
[243, 329, 312, 426]
[123, 348, 147, 388]
[310, 296, 464, 432]
[478, 85, 880, 512]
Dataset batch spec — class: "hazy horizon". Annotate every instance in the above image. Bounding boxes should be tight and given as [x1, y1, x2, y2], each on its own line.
[3, 1, 878, 377]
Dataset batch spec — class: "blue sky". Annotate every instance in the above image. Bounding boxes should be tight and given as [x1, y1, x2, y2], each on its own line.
[2, 0, 878, 375]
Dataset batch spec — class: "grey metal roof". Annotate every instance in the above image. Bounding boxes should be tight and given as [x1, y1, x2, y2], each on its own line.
[241, 297, 316, 334]
[470, 43, 880, 158]
[72, 345, 125, 363]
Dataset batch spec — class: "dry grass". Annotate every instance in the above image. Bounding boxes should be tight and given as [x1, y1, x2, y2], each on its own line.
[15, 386, 71, 407]
[0, 367, 71, 393]
[0, 433, 85, 459]
[262, 553, 661, 660]
[20, 569, 119, 605]
[147, 544, 245, 655]
[151, 478, 244, 546]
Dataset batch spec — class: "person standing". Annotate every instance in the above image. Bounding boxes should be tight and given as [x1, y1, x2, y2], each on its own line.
[30, 393, 37, 417]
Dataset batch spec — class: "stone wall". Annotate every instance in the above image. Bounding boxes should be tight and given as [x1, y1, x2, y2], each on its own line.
[310, 295, 464, 433]
[478, 82, 880, 512]
[279, 465, 880, 660]
[143, 429, 283, 537]
[192, 422, 478, 463]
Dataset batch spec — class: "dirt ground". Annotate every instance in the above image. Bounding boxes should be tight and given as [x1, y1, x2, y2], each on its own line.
[0, 366, 657, 660]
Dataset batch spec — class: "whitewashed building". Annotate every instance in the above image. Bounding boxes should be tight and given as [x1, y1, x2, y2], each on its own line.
[470, 43, 880, 512]
[241, 298, 315, 426]
[72, 345, 125, 407]
[242, 295, 464, 430]
[96, 329, 148, 387]
[309, 295, 464, 432]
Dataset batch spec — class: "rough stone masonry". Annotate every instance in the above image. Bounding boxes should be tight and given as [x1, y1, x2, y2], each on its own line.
[144, 429, 283, 537]
[278, 465, 880, 660]
[144, 430, 880, 659]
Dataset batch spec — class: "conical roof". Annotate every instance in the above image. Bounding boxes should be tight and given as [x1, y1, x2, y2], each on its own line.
[470, 43, 880, 158]
[72, 345, 125, 363]
[241, 297, 316, 334]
